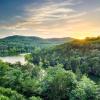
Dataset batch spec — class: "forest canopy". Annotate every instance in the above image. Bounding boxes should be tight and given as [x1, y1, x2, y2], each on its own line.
[0, 36, 100, 100]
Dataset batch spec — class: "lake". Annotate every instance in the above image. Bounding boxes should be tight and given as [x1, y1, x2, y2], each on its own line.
[0, 54, 28, 64]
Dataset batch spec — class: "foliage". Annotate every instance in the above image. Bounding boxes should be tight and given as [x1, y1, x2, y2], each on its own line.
[42, 66, 77, 100]
[27, 37, 100, 77]
[0, 87, 25, 100]
[29, 96, 43, 100]
[0, 35, 72, 56]
[0, 37, 99, 100]
[70, 76, 98, 100]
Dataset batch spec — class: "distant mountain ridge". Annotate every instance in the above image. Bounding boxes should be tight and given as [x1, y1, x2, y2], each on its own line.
[2, 35, 73, 41]
[0, 35, 73, 56]
[0, 35, 73, 47]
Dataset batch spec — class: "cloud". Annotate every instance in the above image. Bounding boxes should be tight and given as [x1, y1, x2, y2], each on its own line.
[0, 0, 85, 30]
[0, 0, 99, 38]
[94, 7, 100, 12]
[24, 0, 84, 24]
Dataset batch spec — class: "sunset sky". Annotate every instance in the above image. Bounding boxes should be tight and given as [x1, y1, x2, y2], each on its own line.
[0, 0, 100, 39]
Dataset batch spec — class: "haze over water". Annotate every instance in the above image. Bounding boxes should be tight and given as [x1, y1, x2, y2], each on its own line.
[0, 54, 26, 64]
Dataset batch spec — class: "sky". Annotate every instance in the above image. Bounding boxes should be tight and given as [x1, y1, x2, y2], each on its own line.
[0, 0, 100, 39]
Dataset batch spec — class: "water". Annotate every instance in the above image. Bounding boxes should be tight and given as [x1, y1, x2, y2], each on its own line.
[0, 54, 27, 64]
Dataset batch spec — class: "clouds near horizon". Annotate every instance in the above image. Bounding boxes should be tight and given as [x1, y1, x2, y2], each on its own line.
[0, 0, 100, 38]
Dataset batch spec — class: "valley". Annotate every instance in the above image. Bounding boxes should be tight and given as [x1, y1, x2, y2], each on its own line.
[0, 36, 100, 100]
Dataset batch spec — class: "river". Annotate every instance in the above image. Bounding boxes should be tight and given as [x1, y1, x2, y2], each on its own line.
[0, 54, 29, 64]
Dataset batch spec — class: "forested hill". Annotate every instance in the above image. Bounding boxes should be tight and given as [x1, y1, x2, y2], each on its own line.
[0, 35, 73, 56]
[27, 37, 100, 79]
[0, 35, 73, 47]
[55, 36, 100, 51]
[0, 37, 100, 100]
[54, 37, 100, 77]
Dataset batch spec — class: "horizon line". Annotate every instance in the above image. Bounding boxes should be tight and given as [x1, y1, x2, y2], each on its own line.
[0, 34, 100, 40]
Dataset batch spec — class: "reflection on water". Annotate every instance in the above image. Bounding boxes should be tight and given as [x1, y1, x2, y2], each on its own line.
[0, 54, 27, 64]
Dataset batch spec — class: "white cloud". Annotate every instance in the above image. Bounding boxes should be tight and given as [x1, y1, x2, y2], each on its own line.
[94, 7, 100, 12]
[2, 0, 97, 39]
[0, 0, 85, 30]
[11, 1, 84, 27]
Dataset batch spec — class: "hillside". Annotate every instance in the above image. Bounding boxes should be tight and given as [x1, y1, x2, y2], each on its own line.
[0, 35, 72, 46]
[27, 37, 100, 80]
[0, 35, 73, 56]
[56, 37, 100, 78]
[55, 36, 100, 51]
[0, 37, 100, 100]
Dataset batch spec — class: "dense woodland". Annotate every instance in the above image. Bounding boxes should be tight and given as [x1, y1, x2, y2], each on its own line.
[0, 35, 72, 56]
[0, 36, 100, 100]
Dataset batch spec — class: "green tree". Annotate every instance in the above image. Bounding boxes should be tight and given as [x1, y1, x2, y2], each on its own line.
[29, 96, 42, 100]
[70, 76, 98, 100]
[2, 69, 23, 91]
[42, 67, 77, 100]
[0, 95, 10, 100]
[0, 87, 25, 100]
